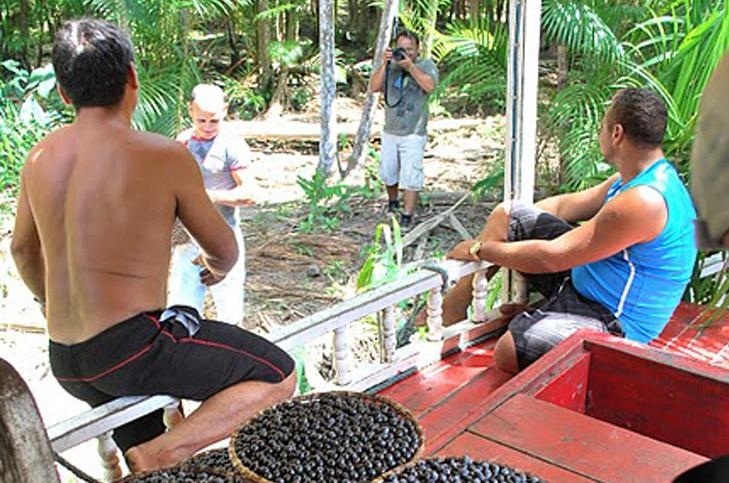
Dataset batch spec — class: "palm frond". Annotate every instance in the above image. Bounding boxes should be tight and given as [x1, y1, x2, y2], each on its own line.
[542, 0, 625, 63]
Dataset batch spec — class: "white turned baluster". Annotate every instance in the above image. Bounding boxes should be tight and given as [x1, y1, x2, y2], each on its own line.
[97, 431, 122, 482]
[163, 400, 183, 430]
[333, 326, 353, 385]
[471, 269, 489, 322]
[381, 307, 397, 362]
[426, 287, 443, 341]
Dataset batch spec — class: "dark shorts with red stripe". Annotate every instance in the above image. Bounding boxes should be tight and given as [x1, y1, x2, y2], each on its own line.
[507, 202, 624, 370]
[49, 307, 295, 452]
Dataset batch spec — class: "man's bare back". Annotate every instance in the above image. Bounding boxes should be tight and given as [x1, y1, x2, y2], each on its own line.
[13, 109, 237, 344]
[10, 19, 295, 471]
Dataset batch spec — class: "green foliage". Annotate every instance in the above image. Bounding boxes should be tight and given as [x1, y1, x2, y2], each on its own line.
[0, 61, 65, 216]
[296, 170, 355, 233]
[432, 16, 508, 111]
[356, 216, 405, 291]
[471, 166, 504, 198]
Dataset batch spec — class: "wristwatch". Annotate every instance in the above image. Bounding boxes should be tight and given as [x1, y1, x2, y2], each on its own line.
[468, 240, 483, 261]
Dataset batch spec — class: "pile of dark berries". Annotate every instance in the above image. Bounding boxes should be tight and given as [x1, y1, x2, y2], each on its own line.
[182, 449, 236, 474]
[232, 392, 422, 483]
[119, 466, 238, 482]
[379, 456, 543, 483]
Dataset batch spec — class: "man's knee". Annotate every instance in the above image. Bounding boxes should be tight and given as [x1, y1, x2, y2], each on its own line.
[479, 201, 512, 240]
[494, 331, 519, 374]
[269, 368, 297, 400]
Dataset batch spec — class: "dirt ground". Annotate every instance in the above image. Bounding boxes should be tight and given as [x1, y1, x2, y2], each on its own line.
[0, 103, 509, 481]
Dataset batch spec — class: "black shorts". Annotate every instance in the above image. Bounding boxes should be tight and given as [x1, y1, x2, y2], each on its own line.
[507, 202, 623, 370]
[49, 306, 295, 451]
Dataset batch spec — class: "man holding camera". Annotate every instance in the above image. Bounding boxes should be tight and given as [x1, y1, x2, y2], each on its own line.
[370, 30, 439, 229]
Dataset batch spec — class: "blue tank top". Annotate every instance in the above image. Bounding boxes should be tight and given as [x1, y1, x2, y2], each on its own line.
[571, 159, 697, 343]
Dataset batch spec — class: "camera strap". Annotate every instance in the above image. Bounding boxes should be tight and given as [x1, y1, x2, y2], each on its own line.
[384, 63, 406, 108]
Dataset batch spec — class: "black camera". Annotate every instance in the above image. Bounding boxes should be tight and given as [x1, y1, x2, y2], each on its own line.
[392, 47, 407, 61]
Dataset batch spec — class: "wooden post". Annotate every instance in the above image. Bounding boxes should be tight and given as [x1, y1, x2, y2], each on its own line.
[426, 287, 444, 341]
[503, 0, 541, 303]
[163, 400, 184, 430]
[471, 270, 489, 322]
[97, 431, 122, 481]
[333, 326, 353, 385]
[381, 307, 397, 362]
[0, 358, 59, 483]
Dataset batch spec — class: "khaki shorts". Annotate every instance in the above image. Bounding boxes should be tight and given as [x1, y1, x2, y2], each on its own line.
[379, 133, 427, 190]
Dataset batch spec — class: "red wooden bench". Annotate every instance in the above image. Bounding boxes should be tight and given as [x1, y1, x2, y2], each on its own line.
[427, 330, 729, 481]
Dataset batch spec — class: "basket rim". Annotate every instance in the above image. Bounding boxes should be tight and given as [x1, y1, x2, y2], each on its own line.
[228, 390, 425, 483]
[372, 455, 545, 482]
[115, 463, 238, 482]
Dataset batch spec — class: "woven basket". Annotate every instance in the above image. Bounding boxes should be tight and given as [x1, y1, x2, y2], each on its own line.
[372, 456, 545, 483]
[179, 448, 237, 475]
[115, 464, 241, 482]
[229, 391, 425, 483]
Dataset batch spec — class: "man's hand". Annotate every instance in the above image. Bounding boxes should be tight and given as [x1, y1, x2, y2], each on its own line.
[192, 255, 226, 286]
[396, 56, 416, 72]
[448, 239, 480, 261]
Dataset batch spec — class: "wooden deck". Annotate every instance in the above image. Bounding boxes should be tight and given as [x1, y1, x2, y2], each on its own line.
[378, 302, 729, 482]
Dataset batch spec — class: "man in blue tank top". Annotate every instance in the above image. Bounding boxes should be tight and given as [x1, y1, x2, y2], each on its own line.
[438, 88, 697, 372]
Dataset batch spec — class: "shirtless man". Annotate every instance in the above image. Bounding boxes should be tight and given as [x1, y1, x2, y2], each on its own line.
[10, 18, 296, 472]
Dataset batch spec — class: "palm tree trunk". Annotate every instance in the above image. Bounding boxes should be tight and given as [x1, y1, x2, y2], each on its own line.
[421, 0, 439, 58]
[342, 0, 399, 178]
[317, 0, 338, 176]
[257, 0, 273, 92]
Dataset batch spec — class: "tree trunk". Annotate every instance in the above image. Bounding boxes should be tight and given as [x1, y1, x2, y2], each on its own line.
[227, 19, 240, 70]
[343, 0, 399, 178]
[557, 43, 569, 90]
[420, 0, 439, 58]
[317, 0, 337, 176]
[0, 358, 59, 483]
[257, 0, 274, 92]
[557, 43, 569, 186]
[264, 68, 289, 119]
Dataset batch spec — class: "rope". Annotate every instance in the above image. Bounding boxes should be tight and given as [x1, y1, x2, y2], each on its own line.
[422, 264, 450, 294]
[53, 451, 104, 483]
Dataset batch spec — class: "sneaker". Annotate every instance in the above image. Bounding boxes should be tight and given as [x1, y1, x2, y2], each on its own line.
[400, 213, 413, 231]
[387, 199, 400, 213]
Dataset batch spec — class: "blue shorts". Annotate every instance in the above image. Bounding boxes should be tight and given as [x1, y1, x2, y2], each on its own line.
[507, 202, 624, 369]
[49, 306, 294, 451]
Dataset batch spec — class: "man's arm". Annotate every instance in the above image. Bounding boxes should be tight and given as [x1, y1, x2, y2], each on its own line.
[452, 186, 666, 273]
[207, 181, 255, 207]
[397, 57, 436, 94]
[10, 166, 45, 303]
[207, 137, 255, 206]
[171, 143, 238, 279]
[369, 49, 392, 93]
[536, 173, 619, 223]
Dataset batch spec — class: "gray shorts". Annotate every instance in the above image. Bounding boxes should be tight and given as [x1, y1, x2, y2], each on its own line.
[507, 202, 624, 370]
[379, 133, 427, 190]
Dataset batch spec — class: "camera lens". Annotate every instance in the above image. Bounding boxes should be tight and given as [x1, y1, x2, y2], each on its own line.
[393, 47, 406, 61]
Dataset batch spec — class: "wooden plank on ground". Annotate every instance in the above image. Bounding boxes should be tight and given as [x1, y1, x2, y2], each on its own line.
[227, 118, 484, 140]
[470, 394, 707, 483]
[437, 432, 595, 483]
